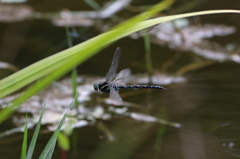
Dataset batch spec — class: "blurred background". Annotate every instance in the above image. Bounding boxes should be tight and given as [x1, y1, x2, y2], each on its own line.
[0, 0, 240, 158]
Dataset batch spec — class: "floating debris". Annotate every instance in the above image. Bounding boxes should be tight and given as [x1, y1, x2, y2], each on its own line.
[52, 10, 94, 27]
[0, 4, 33, 22]
[0, 61, 19, 72]
[126, 112, 181, 128]
[129, 72, 186, 85]
[150, 22, 236, 49]
[52, 0, 133, 26]
[130, 19, 239, 64]
[149, 20, 239, 63]
[0, 0, 27, 3]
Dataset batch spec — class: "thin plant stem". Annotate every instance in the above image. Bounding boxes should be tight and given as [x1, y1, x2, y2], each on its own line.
[65, 26, 79, 108]
[143, 29, 153, 82]
[83, 0, 101, 10]
[21, 114, 28, 159]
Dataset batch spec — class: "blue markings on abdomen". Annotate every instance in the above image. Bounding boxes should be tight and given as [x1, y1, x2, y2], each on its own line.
[116, 85, 166, 90]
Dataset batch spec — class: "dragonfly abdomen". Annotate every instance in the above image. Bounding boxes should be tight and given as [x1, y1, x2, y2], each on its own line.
[115, 85, 167, 90]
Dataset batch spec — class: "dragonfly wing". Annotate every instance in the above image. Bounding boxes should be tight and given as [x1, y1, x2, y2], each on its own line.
[106, 47, 121, 82]
[113, 68, 131, 86]
[110, 87, 122, 101]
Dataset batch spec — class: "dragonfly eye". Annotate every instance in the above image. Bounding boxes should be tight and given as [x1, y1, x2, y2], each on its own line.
[93, 83, 99, 91]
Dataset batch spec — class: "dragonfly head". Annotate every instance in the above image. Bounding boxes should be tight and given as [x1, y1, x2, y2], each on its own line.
[93, 82, 100, 91]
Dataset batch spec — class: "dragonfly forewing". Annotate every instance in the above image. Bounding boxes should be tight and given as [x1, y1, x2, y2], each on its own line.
[105, 47, 121, 82]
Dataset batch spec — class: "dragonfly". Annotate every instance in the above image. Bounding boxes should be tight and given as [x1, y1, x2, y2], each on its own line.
[93, 47, 167, 101]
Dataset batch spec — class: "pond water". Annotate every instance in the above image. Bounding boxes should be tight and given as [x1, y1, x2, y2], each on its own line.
[0, 0, 240, 159]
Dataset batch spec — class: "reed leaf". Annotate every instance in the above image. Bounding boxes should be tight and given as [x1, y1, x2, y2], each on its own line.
[26, 104, 46, 159]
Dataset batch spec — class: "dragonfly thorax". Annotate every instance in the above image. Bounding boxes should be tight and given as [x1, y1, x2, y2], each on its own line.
[93, 81, 111, 93]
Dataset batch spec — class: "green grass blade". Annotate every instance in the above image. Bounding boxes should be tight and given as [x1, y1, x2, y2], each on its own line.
[39, 96, 76, 159]
[45, 138, 57, 159]
[129, 10, 240, 30]
[21, 114, 28, 159]
[26, 104, 46, 159]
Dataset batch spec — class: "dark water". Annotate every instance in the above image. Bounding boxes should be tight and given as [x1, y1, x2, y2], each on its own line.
[0, 0, 240, 159]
